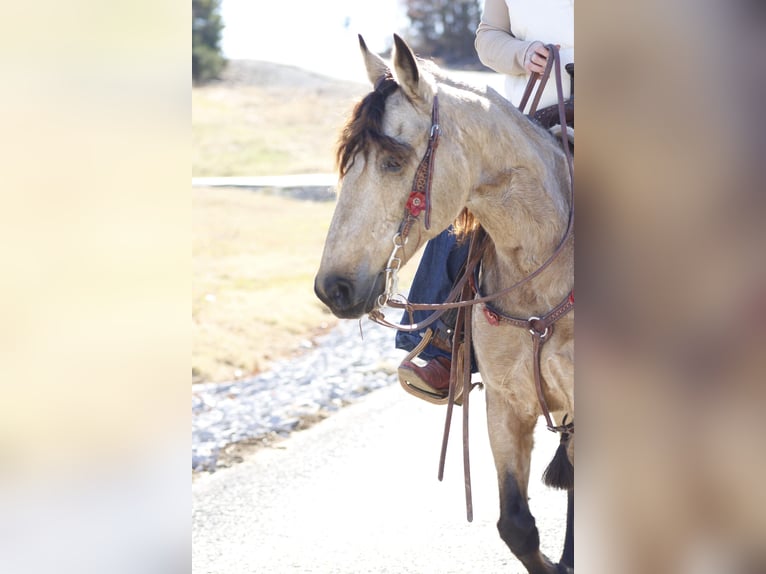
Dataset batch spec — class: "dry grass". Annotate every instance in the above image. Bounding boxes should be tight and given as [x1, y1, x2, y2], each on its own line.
[192, 188, 338, 383]
[193, 61, 368, 177]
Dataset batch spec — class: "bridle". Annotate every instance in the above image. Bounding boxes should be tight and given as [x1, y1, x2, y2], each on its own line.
[376, 92, 441, 308]
[368, 46, 574, 522]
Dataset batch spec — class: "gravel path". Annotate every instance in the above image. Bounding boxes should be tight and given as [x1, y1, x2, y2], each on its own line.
[192, 318, 407, 472]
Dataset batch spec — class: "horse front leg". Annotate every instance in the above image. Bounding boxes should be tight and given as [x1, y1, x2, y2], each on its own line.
[486, 386, 570, 574]
[547, 427, 574, 569]
[561, 488, 573, 569]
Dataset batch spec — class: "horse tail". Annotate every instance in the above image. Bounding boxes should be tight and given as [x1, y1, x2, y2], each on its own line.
[542, 422, 574, 490]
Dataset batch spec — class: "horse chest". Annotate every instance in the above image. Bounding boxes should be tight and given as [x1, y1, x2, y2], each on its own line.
[472, 317, 573, 411]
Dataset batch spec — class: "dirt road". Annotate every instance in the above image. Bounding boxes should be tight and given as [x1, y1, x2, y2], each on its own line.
[193, 384, 567, 573]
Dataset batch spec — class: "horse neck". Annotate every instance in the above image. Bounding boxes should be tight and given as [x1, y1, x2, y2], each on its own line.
[445, 87, 573, 311]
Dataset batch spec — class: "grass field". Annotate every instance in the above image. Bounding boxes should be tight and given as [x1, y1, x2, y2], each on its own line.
[193, 61, 368, 177]
[193, 188, 338, 383]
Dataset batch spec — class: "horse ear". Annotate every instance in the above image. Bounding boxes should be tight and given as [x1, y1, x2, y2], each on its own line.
[391, 34, 421, 100]
[358, 35, 390, 86]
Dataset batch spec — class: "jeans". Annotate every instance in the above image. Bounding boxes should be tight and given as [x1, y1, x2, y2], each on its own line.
[395, 227, 473, 366]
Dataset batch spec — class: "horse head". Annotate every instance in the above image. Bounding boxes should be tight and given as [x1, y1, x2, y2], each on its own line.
[314, 35, 471, 319]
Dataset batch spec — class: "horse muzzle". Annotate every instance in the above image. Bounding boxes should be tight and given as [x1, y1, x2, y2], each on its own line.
[314, 272, 385, 319]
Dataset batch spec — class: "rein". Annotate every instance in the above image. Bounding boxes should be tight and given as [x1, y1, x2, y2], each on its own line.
[369, 46, 574, 522]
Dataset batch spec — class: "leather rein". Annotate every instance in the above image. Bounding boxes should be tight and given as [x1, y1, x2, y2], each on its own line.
[368, 46, 574, 522]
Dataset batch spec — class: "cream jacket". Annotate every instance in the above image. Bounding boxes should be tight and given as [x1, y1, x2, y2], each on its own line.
[475, 0, 574, 108]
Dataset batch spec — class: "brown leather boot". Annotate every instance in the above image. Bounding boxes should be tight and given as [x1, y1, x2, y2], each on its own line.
[398, 356, 451, 393]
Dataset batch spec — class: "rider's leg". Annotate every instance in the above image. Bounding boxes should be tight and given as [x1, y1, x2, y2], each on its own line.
[396, 227, 471, 392]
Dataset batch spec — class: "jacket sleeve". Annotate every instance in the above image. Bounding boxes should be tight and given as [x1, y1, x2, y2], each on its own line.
[475, 0, 533, 76]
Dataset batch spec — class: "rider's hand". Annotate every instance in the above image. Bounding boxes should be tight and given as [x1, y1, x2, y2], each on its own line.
[523, 41, 560, 74]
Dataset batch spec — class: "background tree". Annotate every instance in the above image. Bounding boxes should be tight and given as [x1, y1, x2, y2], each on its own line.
[401, 0, 483, 69]
[193, 0, 226, 84]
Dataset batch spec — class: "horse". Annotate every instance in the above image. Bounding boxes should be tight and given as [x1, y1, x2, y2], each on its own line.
[314, 34, 574, 574]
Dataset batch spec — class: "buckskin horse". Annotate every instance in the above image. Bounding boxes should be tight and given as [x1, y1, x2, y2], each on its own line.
[314, 35, 574, 573]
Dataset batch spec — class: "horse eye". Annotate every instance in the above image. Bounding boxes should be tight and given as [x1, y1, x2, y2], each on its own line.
[382, 158, 402, 173]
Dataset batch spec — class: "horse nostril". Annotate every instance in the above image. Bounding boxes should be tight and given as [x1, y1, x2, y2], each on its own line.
[315, 272, 382, 319]
[326, 276, 354, 309]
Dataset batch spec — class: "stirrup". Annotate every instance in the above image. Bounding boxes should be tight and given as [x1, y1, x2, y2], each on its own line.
[398, 328, 463, 406]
